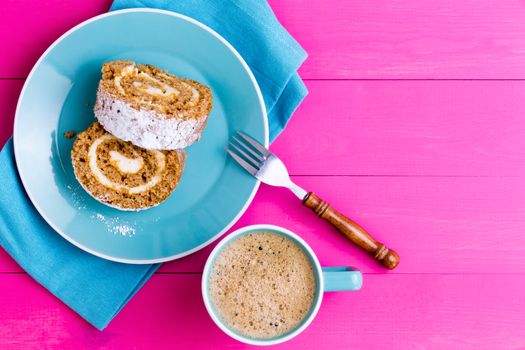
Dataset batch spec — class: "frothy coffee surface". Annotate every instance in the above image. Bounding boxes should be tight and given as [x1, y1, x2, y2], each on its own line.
[208, 232, 316, 339]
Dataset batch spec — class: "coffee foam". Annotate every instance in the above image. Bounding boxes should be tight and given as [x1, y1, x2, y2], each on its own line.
[208, 232, 316, 339]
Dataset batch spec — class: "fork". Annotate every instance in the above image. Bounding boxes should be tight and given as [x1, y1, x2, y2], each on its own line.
[226, 131, 400, 269]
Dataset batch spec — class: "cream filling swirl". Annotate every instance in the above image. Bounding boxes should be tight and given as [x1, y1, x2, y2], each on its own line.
[109, 150, 143, 174]
[113, 64, 200, 105]
[114, 65, 138, 95]
[88, 134, 166, 194]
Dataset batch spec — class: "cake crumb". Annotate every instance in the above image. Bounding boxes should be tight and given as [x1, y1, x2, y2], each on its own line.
[64, 131, 76, 139]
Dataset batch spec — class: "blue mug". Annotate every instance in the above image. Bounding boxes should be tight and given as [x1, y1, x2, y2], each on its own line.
[202, 224, 363, 345]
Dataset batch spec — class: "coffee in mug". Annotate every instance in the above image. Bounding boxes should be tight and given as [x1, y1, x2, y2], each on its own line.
[208, 231, 316, 339]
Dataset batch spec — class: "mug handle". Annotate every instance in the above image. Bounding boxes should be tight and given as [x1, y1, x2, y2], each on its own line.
[322, 267, 362, 292]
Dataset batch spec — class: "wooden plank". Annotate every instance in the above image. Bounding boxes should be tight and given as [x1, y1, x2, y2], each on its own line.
[4, 1, 525, 78]
[0, 273, 523, 349]
[273, 80, 525, 176]
[270, 0, 525, 79]
[2, 175, 524, 273]
[3, 79, 525, 176]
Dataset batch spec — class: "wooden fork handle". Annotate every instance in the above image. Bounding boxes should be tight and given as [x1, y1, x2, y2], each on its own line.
[303, 192, 400, 269]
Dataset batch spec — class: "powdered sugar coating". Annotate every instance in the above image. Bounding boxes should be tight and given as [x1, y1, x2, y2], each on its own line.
[94, 88, 208, 150]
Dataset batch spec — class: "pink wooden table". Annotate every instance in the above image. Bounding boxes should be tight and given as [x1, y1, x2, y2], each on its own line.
[2, 1, 525, 348]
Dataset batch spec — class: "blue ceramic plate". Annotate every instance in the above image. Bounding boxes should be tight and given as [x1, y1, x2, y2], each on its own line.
[13, 9, 268, 263]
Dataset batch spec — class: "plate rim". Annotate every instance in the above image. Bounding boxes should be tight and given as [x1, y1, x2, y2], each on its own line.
[13, 8, 269, 264]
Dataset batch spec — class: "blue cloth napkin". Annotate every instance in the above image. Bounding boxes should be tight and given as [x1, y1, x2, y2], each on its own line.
[0, 0, 307, 330]
[0, 140, 158, 330]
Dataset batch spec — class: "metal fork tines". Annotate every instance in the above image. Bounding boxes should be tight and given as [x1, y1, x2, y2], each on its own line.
[225, 131, 267, 176]
[225, 131, 307, 199]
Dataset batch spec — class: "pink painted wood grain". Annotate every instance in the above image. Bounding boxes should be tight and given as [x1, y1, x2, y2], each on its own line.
[272, 80, 525, 176]
[271, 0, 525, 79]
[0, 274, 524, 350]
[1, 0, 525, 349]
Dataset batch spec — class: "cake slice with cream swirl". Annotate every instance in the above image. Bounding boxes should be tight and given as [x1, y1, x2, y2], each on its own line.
[71, 122, 185, 210]
[94, 60, 212, 150]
